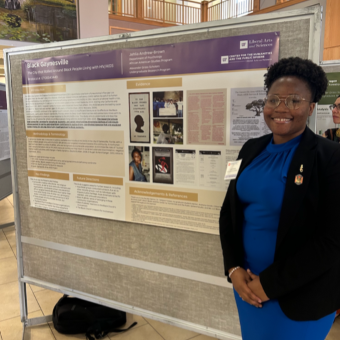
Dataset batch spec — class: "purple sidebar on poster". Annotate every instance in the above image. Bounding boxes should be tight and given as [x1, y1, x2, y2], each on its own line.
[0, 90, 7, 110]
[22, 32, 280, 85]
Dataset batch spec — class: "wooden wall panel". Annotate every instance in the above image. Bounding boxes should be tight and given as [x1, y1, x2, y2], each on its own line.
[323, 0, 340, 60]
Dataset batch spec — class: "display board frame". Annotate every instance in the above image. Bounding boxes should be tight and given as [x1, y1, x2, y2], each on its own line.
[4, 5, 322, 340]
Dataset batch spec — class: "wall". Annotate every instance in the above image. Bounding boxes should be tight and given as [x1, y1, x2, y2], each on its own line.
[78, 0, 109, 39]
[109, 19, 164, 35]
[260, 0, 277, 10]
[323, 0, 340, 60]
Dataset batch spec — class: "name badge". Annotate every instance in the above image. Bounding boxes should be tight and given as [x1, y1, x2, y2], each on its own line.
[224, 159, 242, 180]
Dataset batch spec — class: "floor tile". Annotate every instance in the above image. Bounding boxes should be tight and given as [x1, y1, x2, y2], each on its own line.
[189, 335, 215, 340]
[2, 226, 15, 234]
[0, 282, 41, 321]
[0, 311, 55, 340]
[0, 199, 14, 225]
[0, 256, 17, 285]
[0, 234, 15, 260]
[106, 313, 147, 338]
[326, 317, 340, 340]
[146, 318, 198, 340]
[29, 284, 45, 293]
[2, 227, 17, 257]
[109, 323, 164, 339]
[3, 227, 16, 249]
[6, 195, 13, 206]
[34, 289, 64, 316]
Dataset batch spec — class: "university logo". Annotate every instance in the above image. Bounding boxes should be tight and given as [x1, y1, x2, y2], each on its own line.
[240, 40, 248, 49]
[221, 56, 229, 64]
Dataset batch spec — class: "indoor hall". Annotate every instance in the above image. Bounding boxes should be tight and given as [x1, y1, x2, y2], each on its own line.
[1, 195, 340, 339]
[0, 195, 217, 340]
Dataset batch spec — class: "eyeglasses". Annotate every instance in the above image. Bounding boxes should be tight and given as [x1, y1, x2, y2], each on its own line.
[329, 104, 340, 111]
[264, 94, 311, 110]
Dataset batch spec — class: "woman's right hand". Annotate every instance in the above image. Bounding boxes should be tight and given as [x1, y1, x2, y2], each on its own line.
[230, 268, 263, 308]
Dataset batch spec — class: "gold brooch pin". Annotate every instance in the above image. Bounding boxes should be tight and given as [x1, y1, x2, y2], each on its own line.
[300, 164, 303, 173]
[295, 174, 303, 185]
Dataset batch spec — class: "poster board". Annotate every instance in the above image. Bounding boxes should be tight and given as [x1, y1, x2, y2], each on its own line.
[0, 83, 12, 202]
[317, 60, 340, 135]
[5, 5, 322, 339]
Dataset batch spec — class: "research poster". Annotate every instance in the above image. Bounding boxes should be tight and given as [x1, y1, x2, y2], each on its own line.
[22, 32, 280, 234]
[317, 72, 340, 135]
[0, 87, 10, 161]
[230, 87, 270, 146]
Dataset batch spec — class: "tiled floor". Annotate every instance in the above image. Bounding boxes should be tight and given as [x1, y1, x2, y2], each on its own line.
[0, 195, 340, 340]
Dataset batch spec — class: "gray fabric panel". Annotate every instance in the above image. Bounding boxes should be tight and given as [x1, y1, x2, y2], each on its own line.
[10, 18, 311, 277]
[23, 243, 241, 335]
[9, 17, 311, 334]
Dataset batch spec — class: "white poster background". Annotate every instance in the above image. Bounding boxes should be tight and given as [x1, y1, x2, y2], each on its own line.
[230, 87, 270, 146]
[23, 65, 271, 234]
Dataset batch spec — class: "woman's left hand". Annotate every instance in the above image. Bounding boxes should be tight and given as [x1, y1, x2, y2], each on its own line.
[246, 269, 270, 303]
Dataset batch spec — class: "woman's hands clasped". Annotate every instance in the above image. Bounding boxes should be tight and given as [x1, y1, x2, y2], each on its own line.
[230, 267, 269, 308]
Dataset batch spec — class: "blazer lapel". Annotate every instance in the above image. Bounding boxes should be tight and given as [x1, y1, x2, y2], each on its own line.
[275, 127, 318, 251]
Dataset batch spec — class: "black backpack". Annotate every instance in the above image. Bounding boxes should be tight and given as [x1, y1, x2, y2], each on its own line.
[53, 295, 137, 340]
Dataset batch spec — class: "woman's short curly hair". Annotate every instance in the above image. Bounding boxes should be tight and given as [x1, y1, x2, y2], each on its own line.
[264, 57, 328, 103]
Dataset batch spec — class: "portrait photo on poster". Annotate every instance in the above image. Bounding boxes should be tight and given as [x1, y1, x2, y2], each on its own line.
[153, 147, 174, 184]
[129, 92, 150, 143]
[153, 91, 183, 118]
[153, 119, 183, 144]
[128, 146, 150, 182]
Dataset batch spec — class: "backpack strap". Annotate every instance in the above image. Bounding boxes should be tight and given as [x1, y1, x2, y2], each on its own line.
[87, 321, 138, 339]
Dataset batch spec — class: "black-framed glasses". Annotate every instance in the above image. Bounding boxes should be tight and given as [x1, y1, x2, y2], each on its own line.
[264, 94, 311, 110]
[329, 104, 340, 111]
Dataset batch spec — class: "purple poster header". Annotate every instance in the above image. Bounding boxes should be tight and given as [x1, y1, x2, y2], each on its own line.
[22, 32, 280, 85]
[0, 90, 7, 110]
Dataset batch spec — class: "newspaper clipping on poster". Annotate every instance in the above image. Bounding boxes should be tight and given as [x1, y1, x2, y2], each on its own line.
[22, 32, 280, 234]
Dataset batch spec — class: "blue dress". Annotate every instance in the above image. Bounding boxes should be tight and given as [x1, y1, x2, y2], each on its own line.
[235, 134, 335, 340]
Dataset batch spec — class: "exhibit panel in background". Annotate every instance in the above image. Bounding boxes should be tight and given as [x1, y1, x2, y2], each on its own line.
[21, 33, 279, 235]
[5, 5, 321, 339]
[0, 83, 11, 201]
[317, 63, 340, 135]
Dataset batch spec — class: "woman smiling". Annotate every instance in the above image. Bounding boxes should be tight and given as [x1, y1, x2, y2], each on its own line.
[220, 57, 340, 340]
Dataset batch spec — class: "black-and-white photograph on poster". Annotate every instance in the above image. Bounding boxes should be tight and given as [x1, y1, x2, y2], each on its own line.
[153, 147, 174, 184]
[129, 93, 150, 143]
[153, 119, 183, 144]
[153, 91, 183, 118]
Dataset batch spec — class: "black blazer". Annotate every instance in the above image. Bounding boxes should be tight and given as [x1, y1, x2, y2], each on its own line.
[219, 127, 340, 321]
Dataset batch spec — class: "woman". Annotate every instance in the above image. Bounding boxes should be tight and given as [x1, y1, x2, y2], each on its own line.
[129, 148, 147, 182]
[220, 57, 340, 340]
[323, 95, 340, 143]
